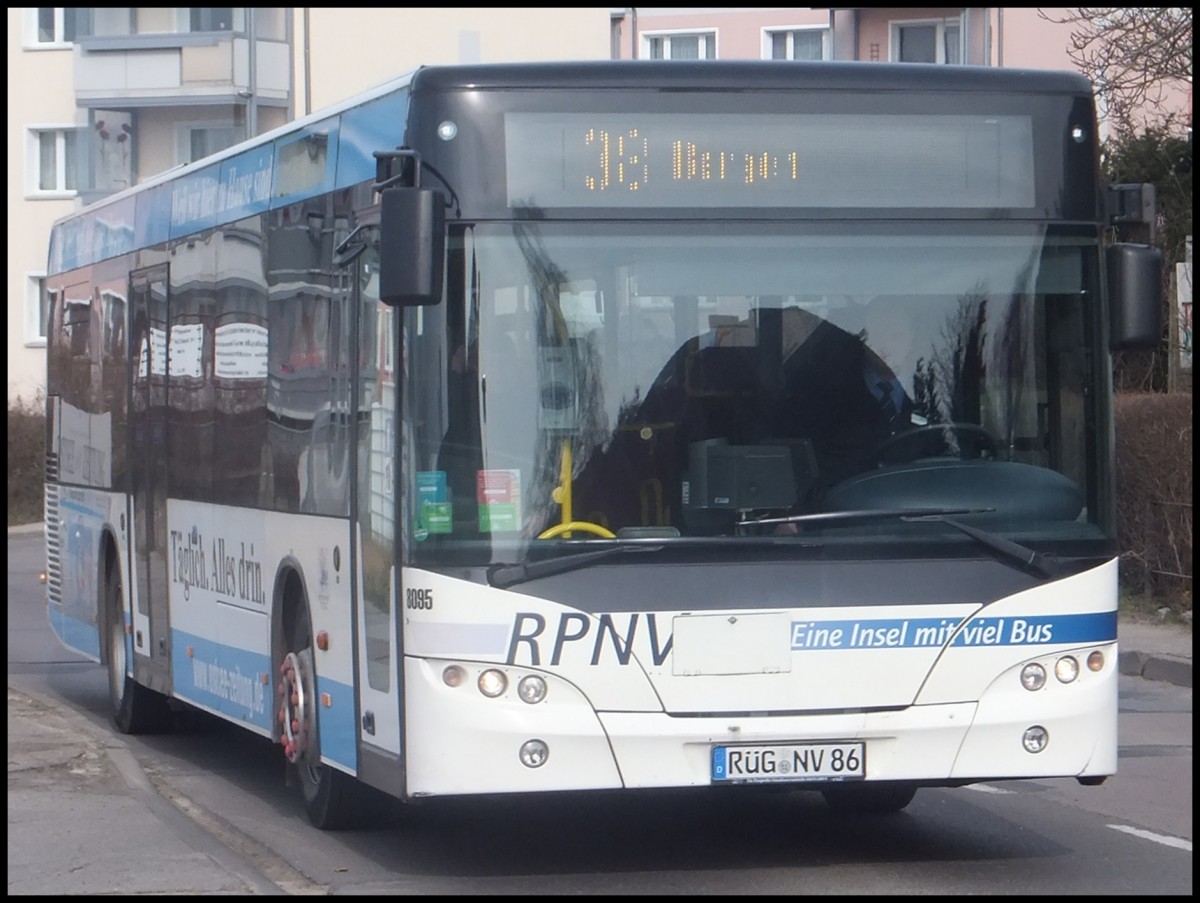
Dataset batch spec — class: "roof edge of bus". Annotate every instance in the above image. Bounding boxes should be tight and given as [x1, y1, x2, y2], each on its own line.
[47, 59, 1093, 232]
[47, 66, 423, 231]
[407, 59, 1094, 95]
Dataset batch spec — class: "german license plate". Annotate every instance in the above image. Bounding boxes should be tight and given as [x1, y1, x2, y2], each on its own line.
[712, 742, 865, 783]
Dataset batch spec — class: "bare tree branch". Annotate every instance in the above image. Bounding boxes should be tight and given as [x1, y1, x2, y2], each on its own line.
[1037, 8, 1192, 135]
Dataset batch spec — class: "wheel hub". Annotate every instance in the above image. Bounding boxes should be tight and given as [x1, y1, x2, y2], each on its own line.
[278, 651, 311, 763]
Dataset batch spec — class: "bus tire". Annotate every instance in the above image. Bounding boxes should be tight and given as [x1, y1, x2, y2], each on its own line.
[104, 565, 171, 734]
[279, 600, 357, 830]
[820, 783, 917, 815]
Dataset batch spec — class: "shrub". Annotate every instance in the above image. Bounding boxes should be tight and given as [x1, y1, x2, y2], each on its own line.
[8, 394, 46, 527]
[1114, 391, 1193, 613]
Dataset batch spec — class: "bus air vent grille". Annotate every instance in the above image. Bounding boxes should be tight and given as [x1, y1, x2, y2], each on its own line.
[43, 476, 62, 608]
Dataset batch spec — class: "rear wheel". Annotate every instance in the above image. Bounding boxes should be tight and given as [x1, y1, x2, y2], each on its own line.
[104, 565, 171, 734]
[278, 601, 357, 829]
[820, 783, 917, 814]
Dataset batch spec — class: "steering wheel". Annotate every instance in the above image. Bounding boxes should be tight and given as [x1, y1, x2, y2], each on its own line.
[537, 521, 616, 540]
[872, 423, 997, 466]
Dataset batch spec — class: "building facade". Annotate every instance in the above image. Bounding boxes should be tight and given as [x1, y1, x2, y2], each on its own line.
[8, 6, 611, 404]
[608, 7, 1081, 69]
[8, 7, 1186, 403]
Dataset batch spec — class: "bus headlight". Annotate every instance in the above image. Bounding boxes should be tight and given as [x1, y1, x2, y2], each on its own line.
[478, 669, 508, 698]
[1022, 726, 1049, 753]
[517, 674, 547, 704]
[1087, 650, 1105, 672]
[1054, 656, 1080, 683]
[1020, 663, 1047, 691]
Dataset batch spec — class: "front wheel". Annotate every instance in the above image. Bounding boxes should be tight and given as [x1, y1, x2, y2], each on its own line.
[278, 606, 358, 829]
[104, 566, 171, 734]
[820, 783, 917, 814]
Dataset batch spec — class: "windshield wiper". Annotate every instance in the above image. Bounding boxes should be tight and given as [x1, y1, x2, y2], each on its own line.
[741, 507, 1063, 579]
[487, 544, 665, 589]
[741, 507, 987, 529]
[491, 509, 1062, 588]
[916, 515, 1065, 580]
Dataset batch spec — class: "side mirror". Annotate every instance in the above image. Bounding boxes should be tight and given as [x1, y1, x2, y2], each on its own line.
[378, 187, 445, 307]
[1107, 243, 1162, 350]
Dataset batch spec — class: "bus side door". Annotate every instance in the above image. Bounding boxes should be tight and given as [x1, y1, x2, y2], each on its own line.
[128, 265, 172, 691]
[350, 234, 403, 759]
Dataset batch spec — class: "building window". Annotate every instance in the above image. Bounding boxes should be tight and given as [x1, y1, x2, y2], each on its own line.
[190, 126, 238, 162]
[28, 276, 51, 346]
[27, 8, 91, 46]
[892, 19, 961, 64]
[765, 27, 829, 61]
[189, 8, 236, 33]
[645, 32, 717, 61]
[29, 127, 82, 195]
[177, 122, 240, 165]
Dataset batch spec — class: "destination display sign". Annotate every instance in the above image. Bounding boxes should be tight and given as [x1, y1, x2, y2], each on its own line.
[505, 112, 1035, 210]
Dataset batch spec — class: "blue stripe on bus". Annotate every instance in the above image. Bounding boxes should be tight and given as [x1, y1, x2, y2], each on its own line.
[134, 183, 172, 248]
[49, 82, 410, 273]
[171, 629, 357, 771]
[49, 606, 102, 660]
[790, 611, 1117, 651]
[314, 674, 357, 770]
[169, 164, 222, 236]
[215, 143, 274, 223]
[336, 90, 408, 188]
[57, 497, 107, 519]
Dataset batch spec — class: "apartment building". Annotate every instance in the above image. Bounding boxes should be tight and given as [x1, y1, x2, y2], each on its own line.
[608, 7, 1080, 68]
[7, 6, 611, 403]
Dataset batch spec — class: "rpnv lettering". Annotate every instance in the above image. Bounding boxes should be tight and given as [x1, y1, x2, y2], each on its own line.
[505, 611, 673, 667]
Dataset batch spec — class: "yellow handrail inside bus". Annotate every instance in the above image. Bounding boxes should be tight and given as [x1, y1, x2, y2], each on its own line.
[539, 520, 614, 539]
[537, 438, 614, 540]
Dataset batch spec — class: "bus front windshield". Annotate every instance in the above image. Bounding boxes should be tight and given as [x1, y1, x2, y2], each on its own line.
[402, 222, 1107, 566]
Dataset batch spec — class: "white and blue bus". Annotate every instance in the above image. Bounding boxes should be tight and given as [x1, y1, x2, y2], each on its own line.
[44, 60, 1161, 828]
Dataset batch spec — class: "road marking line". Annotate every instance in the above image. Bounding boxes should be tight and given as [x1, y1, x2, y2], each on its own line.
[1107, 824, 1192, 851]
[963, 784, 1014, 794]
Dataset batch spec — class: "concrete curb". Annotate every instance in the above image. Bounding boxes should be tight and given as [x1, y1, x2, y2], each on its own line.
[1118, 651, 1193, 689]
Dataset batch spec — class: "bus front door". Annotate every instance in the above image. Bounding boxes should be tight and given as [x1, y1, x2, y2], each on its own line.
[350, 240, 403, 760]
[128, 266, 172, 693]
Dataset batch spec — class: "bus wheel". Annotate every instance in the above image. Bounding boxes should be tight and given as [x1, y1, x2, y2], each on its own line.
[820, 783, 917, 815]
[104, 566, 171, 734]
[278, 608, 355, 829]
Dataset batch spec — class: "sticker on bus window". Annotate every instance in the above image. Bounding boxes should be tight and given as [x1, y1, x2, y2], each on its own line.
[477, 469, 522, 532]
[415, 471, 452, 537]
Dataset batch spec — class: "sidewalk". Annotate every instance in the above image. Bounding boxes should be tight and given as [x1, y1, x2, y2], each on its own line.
[7, 686, 295, 895]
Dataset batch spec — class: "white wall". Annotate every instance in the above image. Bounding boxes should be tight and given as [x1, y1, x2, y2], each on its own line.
[296, 8, 612, 115]
[8, 8, 81, 404]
